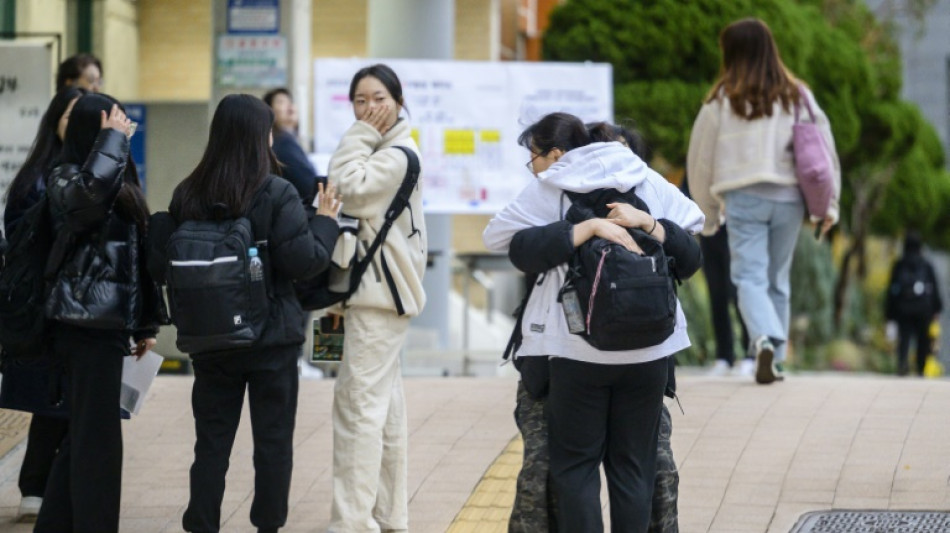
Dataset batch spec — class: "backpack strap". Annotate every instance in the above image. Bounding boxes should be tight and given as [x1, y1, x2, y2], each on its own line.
[503, 272, 540, 362]
[344, 146, 421, 314]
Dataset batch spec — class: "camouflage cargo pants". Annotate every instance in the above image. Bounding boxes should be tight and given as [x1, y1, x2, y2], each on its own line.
[508, 382, 679, 533]
[649, 403, 679, 533]
[509, 381, 558, 533]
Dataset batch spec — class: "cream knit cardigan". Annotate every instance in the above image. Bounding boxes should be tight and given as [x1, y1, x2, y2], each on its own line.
[329, 119, 427, 316]
[687, 87, 841, 236]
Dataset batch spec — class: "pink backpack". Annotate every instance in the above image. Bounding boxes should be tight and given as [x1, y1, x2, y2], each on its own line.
[793, 86, 835, 219]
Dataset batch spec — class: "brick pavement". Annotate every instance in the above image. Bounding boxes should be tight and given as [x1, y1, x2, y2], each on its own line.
[0, 373, 948, 532]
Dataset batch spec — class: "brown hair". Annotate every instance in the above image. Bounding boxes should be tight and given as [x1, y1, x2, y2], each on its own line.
[705, 18, 801, 120]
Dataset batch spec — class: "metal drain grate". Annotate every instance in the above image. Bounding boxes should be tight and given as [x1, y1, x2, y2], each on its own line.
[791, 510, 950, 532]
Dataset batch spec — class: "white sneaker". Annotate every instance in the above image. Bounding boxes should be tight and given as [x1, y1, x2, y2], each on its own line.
[752, 336, 776, 384]
[16, 496, 41, 523]
[736, 358, 756, 377]
[707, 359, 731, 376]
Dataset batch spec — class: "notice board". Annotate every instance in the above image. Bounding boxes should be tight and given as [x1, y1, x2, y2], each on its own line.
[0, 42, 53, 214]
[314, 59, 613, 214]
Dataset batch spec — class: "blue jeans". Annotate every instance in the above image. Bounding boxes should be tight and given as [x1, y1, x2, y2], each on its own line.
[724, 190, 804, 362]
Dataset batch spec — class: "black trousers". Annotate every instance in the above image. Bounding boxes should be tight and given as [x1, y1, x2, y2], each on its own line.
[19, 414, 69, 497]
[182, 344, 300, 533]
[897, 319, 931, 376]
[35, 324, 127, 533]
[548, 357, 668, 533]
[700, 227, 749, 364]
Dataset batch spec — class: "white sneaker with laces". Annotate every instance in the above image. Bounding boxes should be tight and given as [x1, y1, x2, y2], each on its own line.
[707, 359, 731, 376]
[736, 358, 756, 377]
[752, 336, 776, 384]
[17, 496, 41, 523]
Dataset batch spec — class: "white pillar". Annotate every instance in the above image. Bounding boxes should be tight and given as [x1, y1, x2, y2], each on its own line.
[367, 0, 456, 358]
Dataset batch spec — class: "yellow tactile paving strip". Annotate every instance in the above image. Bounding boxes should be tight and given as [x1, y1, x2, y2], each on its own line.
[0, 410, 32, 458]
[447, 435, 522, 532]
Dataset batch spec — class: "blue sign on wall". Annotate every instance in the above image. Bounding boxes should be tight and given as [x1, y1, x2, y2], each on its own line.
[125, 104, 146, 191]
[227, 0, 280, 34]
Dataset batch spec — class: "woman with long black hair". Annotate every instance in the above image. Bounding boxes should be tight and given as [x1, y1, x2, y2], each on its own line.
[0, 86, 83, 522]
[35, 93, 164, 532]
[158, 94, 340, 533]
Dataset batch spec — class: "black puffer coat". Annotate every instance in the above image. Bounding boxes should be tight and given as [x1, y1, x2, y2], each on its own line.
[150, 176, 338, 356]
[45, 128, 163, 340]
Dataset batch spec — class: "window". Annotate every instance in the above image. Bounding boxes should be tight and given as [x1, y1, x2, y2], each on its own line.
[0, 0, 15, 35]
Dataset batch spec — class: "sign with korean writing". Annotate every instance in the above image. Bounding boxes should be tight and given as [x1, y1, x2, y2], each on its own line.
[0, 43, 53, 214]
[216, 35, 287, 88]
[227, 0, 280, 34]
[314, 59, 613, 214]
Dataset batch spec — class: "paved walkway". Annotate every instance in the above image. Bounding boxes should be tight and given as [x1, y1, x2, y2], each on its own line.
[0, 373, 947, 532]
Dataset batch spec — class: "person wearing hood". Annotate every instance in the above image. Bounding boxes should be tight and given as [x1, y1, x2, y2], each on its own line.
[885, 231, 943, 376]
[483, 112, 703, 532]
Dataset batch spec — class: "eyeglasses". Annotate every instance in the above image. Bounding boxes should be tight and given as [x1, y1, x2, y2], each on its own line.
[525, 152, 543, 172]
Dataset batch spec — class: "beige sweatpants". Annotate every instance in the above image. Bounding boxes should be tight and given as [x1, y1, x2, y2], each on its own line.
[329, 308, 410, 533]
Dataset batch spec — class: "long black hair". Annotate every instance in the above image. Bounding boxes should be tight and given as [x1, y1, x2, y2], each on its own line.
[61, 93, 149, 229]
[171, 94, 279, 221]
[518, 112, 591, 156]
[6, 87, 86, 208]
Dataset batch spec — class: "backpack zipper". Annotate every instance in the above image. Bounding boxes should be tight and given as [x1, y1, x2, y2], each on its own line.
[586, 247, 610, 335]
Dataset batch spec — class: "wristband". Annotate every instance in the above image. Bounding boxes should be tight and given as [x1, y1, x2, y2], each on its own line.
[647, 217, 657, 235]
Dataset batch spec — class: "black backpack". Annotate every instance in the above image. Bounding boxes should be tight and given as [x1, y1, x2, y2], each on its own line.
[163, 182, 273, 354]
[296, 146, 421, 314]
[0, 195, 56, 358]
[893, 260, 936, 319]
[560, 189, 677, 351]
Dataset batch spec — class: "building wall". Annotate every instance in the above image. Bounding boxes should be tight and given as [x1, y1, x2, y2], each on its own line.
[95, 0, 138, 100]
[311, 0, 367, 58]
[455, 0, 497, 60]
[138, 0, 211, 101]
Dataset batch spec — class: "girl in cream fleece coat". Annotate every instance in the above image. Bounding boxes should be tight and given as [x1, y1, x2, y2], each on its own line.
[686, 18, 841, 385]
[327, 64, 426, 533]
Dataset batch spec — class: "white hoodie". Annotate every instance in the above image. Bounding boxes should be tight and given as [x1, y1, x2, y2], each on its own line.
[483, 142, 705, 366]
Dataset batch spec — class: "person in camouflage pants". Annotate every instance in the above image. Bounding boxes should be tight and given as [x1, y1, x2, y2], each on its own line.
[509, 372, 680, 533]
[509, 381, 558, 533]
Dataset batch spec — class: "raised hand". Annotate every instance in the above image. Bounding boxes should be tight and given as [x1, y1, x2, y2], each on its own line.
[316, 182, 343, 218]
[100, 104, 132, 136]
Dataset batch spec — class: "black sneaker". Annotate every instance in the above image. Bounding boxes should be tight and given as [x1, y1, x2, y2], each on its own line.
[753, 336, 776, 384]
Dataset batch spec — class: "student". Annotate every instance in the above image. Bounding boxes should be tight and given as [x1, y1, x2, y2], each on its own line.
[263, 87, 324, 202]
[885, 231, 943, 376]
[328, 64, 427, 533]
[484, 112, 703, 532]
[0, 86, 83, 523]
[35, 94, 162, 532]
[503, 121, 686, 533]
[56, 53, 103, 93]
[152, 94, 340, 533]
[687, 18, 840, 384]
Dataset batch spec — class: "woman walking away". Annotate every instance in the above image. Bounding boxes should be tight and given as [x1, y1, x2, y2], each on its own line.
[35, 93, 163, 532]
[0, 87, 83, 523]
[687, 18, 840, 384]
[151, 94, 340, 533]
[484, 112, 703, 532]
[328, 63, 427, 533]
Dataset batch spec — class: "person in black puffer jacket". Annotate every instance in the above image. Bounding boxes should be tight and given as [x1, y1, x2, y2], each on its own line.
[148, 94, 340, 533]
[36, 94, 165, 533]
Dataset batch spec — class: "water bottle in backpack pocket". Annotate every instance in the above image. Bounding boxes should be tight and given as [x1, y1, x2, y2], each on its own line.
[165, 217, 269, 354]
